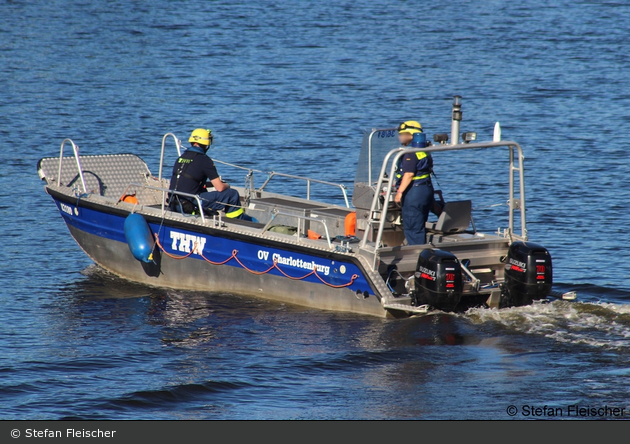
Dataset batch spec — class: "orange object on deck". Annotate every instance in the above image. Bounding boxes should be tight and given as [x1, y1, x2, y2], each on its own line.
[122, 194, 138, 204]
[344, 212, 356, 236]
[307, 230, 322, 240]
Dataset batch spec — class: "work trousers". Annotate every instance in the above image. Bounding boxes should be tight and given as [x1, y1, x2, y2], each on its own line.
[199, 188, 243, 218]
[401, 181, 433, 245]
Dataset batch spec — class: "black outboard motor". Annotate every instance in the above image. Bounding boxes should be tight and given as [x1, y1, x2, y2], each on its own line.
[503, 241, 553, 307]
[414, 249, 463, 311]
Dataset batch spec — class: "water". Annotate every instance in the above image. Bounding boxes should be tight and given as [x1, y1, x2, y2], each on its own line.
[1, 0, 630, 419]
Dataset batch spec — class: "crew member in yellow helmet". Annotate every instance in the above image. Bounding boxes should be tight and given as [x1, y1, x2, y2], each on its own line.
[394, 120, 434, 245]
[168, 128, 248, 219]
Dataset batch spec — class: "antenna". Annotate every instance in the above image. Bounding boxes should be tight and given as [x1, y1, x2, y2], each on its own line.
[451, 95, 462, 145]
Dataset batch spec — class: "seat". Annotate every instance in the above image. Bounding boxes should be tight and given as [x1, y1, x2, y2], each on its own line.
[168, 196, 219, 218]
[168, 196, 196, 215]
[425, 200, 472, 234]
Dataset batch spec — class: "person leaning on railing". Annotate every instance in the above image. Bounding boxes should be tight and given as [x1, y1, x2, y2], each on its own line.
[394, 121, 434, 245]
[168, 128, 249, 220]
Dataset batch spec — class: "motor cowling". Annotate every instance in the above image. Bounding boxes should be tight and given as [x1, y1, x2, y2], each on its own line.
[414, 249, 463, 311]
[503, 241, 553, 306]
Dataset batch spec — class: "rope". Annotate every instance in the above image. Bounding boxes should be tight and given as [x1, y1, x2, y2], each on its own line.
[153, 233, 196, 260]
[272, 261, 315, 280]
[152, 233, 359, 288]
[199, 249, 236, 266]
[232, 251, 276, 275]
[315, 272, 359, 288]
[269, 258, 357, 287]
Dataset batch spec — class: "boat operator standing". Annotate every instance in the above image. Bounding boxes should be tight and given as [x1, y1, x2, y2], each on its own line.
[168, 128, 246, 219]
[394, 120, 434, 245]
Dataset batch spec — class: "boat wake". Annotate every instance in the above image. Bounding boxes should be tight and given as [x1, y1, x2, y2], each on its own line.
[464, 300, 630, 351]
[77, 265, 630, 352]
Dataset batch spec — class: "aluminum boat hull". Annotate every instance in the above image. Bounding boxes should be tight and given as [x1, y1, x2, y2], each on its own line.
[48, 189, 389, 317]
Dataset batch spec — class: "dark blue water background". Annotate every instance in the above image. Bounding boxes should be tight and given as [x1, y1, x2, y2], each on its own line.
[1, 0, 629, 419]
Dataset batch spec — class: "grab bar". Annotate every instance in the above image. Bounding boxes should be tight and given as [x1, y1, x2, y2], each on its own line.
[57, 138, 87, 193]
[119, 182, 207, 223]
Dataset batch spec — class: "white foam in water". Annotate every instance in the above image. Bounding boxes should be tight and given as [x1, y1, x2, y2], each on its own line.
[464, 301, 630, 350]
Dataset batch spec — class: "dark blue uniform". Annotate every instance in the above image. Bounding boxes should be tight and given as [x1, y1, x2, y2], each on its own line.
[397, 151, 434, 245]
[169, 145, 243, 218]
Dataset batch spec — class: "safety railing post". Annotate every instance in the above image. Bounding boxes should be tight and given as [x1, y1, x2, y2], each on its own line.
[159, 133, 181, 182]
[58, 138, 87, 193]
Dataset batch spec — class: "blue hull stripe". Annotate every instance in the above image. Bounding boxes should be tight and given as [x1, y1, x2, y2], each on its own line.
[52, 197, 375, 295]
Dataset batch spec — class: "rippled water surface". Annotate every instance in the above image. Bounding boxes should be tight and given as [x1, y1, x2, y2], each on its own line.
[1, 0, 630, 420]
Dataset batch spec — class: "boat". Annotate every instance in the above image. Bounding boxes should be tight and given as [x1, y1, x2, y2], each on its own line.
[37, 96, 576, 318]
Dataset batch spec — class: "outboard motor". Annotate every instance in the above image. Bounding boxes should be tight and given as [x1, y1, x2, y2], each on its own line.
[414, 249, 463, 311]
[503, 241, 553, 307]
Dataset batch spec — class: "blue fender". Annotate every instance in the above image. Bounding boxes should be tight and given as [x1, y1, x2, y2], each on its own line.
[124, 213, 155, 263]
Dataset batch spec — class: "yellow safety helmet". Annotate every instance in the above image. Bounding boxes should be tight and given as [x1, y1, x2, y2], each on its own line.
[397, 120, 423, 135]
[189, 128, 213, 146]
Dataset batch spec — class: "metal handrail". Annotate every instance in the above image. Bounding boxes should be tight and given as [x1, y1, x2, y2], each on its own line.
[360, 141, 527, 255]
[257, 171, 350, 207]
[213, 159, 264, 174]
[119, 181, 336, 248]
[119, 182, 207, 223]
[212, 159, 261, 206]
[213, 159, 350, 207]
[261, 209, 333, 249]
[57, 138, 87, 193]
[359, 146, 404, 249]
[158, 133, 350, 207]
[158, 133, 184, 181]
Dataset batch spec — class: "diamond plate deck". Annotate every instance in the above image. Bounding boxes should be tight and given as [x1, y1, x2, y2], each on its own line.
[38, 154, 167, 204]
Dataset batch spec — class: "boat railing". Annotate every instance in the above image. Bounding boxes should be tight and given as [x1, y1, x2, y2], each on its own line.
[360, 140, 527, 259]
[158, 133, 184, 182]
[119, 182, 209, 224]
[261, 209, 333, 249]
[57, 138, 87, 193]
[254, 168, 350, 208]
[118, 182, 337, 249]
[156, 133, 350, 207]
